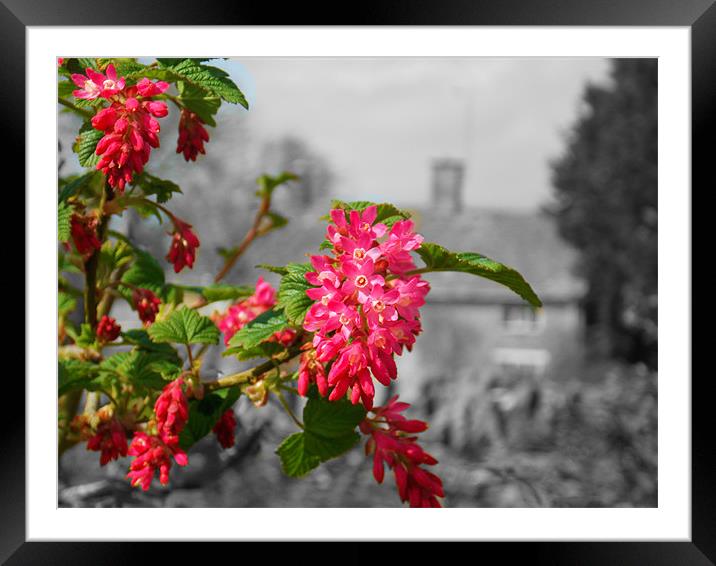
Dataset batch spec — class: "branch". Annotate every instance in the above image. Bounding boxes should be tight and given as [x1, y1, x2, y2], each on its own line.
[203, 345, 302, 391]
[214, 194, 271, 283]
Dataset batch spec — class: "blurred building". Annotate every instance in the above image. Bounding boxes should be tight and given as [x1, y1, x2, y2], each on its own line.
[397, 159, 586, 456]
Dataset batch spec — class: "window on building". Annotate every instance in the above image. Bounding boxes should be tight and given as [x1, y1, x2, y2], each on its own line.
[502, 304, 543, 334]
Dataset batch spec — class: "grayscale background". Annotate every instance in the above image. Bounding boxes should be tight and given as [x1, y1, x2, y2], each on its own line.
[58, 57, 657, 508]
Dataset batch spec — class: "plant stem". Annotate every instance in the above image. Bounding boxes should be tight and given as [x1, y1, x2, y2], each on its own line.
[203, 346, 302, 391]
[214, 194, 271, 283]
[276, 389, 304, 429]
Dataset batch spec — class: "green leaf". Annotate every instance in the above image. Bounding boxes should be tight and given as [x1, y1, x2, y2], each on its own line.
[97, 240, 133, 283]
[58, 359, 101, 396]
[327, 200, 411, 227]
[58, 79, 75, 99]
[276, 393, 365, 478]
[260, 211, 288, 235]
[132, 172, 182, 204]
[148, 306, 220, 345]
[276, 433, 321, 478]
[104, 58, 146, 78]
[223, 340, 284, 360]
[75, 323, 97, 348]
[58, 292, 77, 316]
[158, 58, 248, 109]
[121, 329, 181, 364]
[416, 242, 543, 308]
[226, 308, 288, 351]
[99, 350, 177, 389]
[194, 284, 254, 302]
[276, 263, 313, 326]
[121, 248, 165, 292]
[59, 171, 101, 203]
[58, 201, 73, 242]
[256, 264, 289, 276]
[256, 172, 298, 198]
[177, 81, 220, 127]
[74, 123, 103, 168]
[179, 387, 240, 450]
[303, 394, 366, 438]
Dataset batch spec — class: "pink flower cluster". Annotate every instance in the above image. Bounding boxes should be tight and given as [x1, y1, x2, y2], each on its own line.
[132, 288, 161, 326]
[302, 206, 429, 409]
[212, 409, 237, 449]
[127, 378, 189, 491]
[166, 217, 200, 273]
[96, 315, 121, 343]
[360, 396, 444, 508]
[70, 213, 101, 257]
[72, 64, 170, 192]
[85, 415, 128, 466]
[214, 277, 297, 347]
[177, 109, 210, 162]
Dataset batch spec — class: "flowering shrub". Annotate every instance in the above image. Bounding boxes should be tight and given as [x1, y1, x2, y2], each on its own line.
[58, 58, 542, 507]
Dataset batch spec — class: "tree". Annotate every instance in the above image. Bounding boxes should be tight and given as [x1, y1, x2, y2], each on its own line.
[548, 59, 657, 369]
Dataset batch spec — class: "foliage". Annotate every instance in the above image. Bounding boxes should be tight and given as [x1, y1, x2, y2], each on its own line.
[57, 57, 541, 506]
[548, 59, 657, 368]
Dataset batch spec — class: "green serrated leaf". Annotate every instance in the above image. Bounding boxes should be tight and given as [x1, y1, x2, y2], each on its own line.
[177, 81, 220, 127]
[275, 393, 365, 478]
[179, 387, 240, 450]
[226, 308, 288, 351]
[303, 394, 367, 439]
[148, 306, 220, 345]
[121, 248, 165, 292]
[74, 123, 103, 168]
[132, 172, 182, 204]
[276, 432, 321, 478]
[75, 323, 97, 348]
[158, 59, 248, 109]
[58, 359, 101, 396]
[59, 171, 101, 203]
[256, 264, 289, 276]
[276, 263, 313, 326]
[222, 340, 284, 360]
[58, 292, 77, 316]
[58, 201, 73, 242]
[99, 350, 176, 389]
[256, 172, 298, 198]
[121, 329, 181, 364]
[197, 284, 255, 302]
[416, 242, 543, 308]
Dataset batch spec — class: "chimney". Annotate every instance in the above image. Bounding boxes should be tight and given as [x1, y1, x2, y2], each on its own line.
[431, 158, 464, 214]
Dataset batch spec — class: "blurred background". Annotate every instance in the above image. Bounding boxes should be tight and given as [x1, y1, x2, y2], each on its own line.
[58, 57, 657, 508]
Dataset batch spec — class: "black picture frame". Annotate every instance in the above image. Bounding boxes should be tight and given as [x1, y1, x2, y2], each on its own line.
[7, 1, 705, 563]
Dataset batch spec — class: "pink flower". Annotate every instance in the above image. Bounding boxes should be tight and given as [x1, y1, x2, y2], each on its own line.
[96, 315, 121, 343]
[166, 218, 200, 273]
[215, 278, 291, 346]
[177, 109, 210, 161]
[132, 288, 161, 326]
[86, 417, 128, 466]
[154, 378, 189, 446]
[70, 213, 101, 257]
[302, 206, 429, 409]
[126, 432, 188, 491]
[297, 343, 328, 397]
[92, 86, 169, 192]
[361, 396, 443, 508]
[212, 409, 237, 449]
[71, 64, 126, 100]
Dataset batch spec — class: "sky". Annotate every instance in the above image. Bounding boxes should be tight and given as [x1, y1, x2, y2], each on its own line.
[213, 57, 611, 211]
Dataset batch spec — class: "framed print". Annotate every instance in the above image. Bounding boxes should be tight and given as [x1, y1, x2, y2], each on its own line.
[8, 0, 706, 563]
